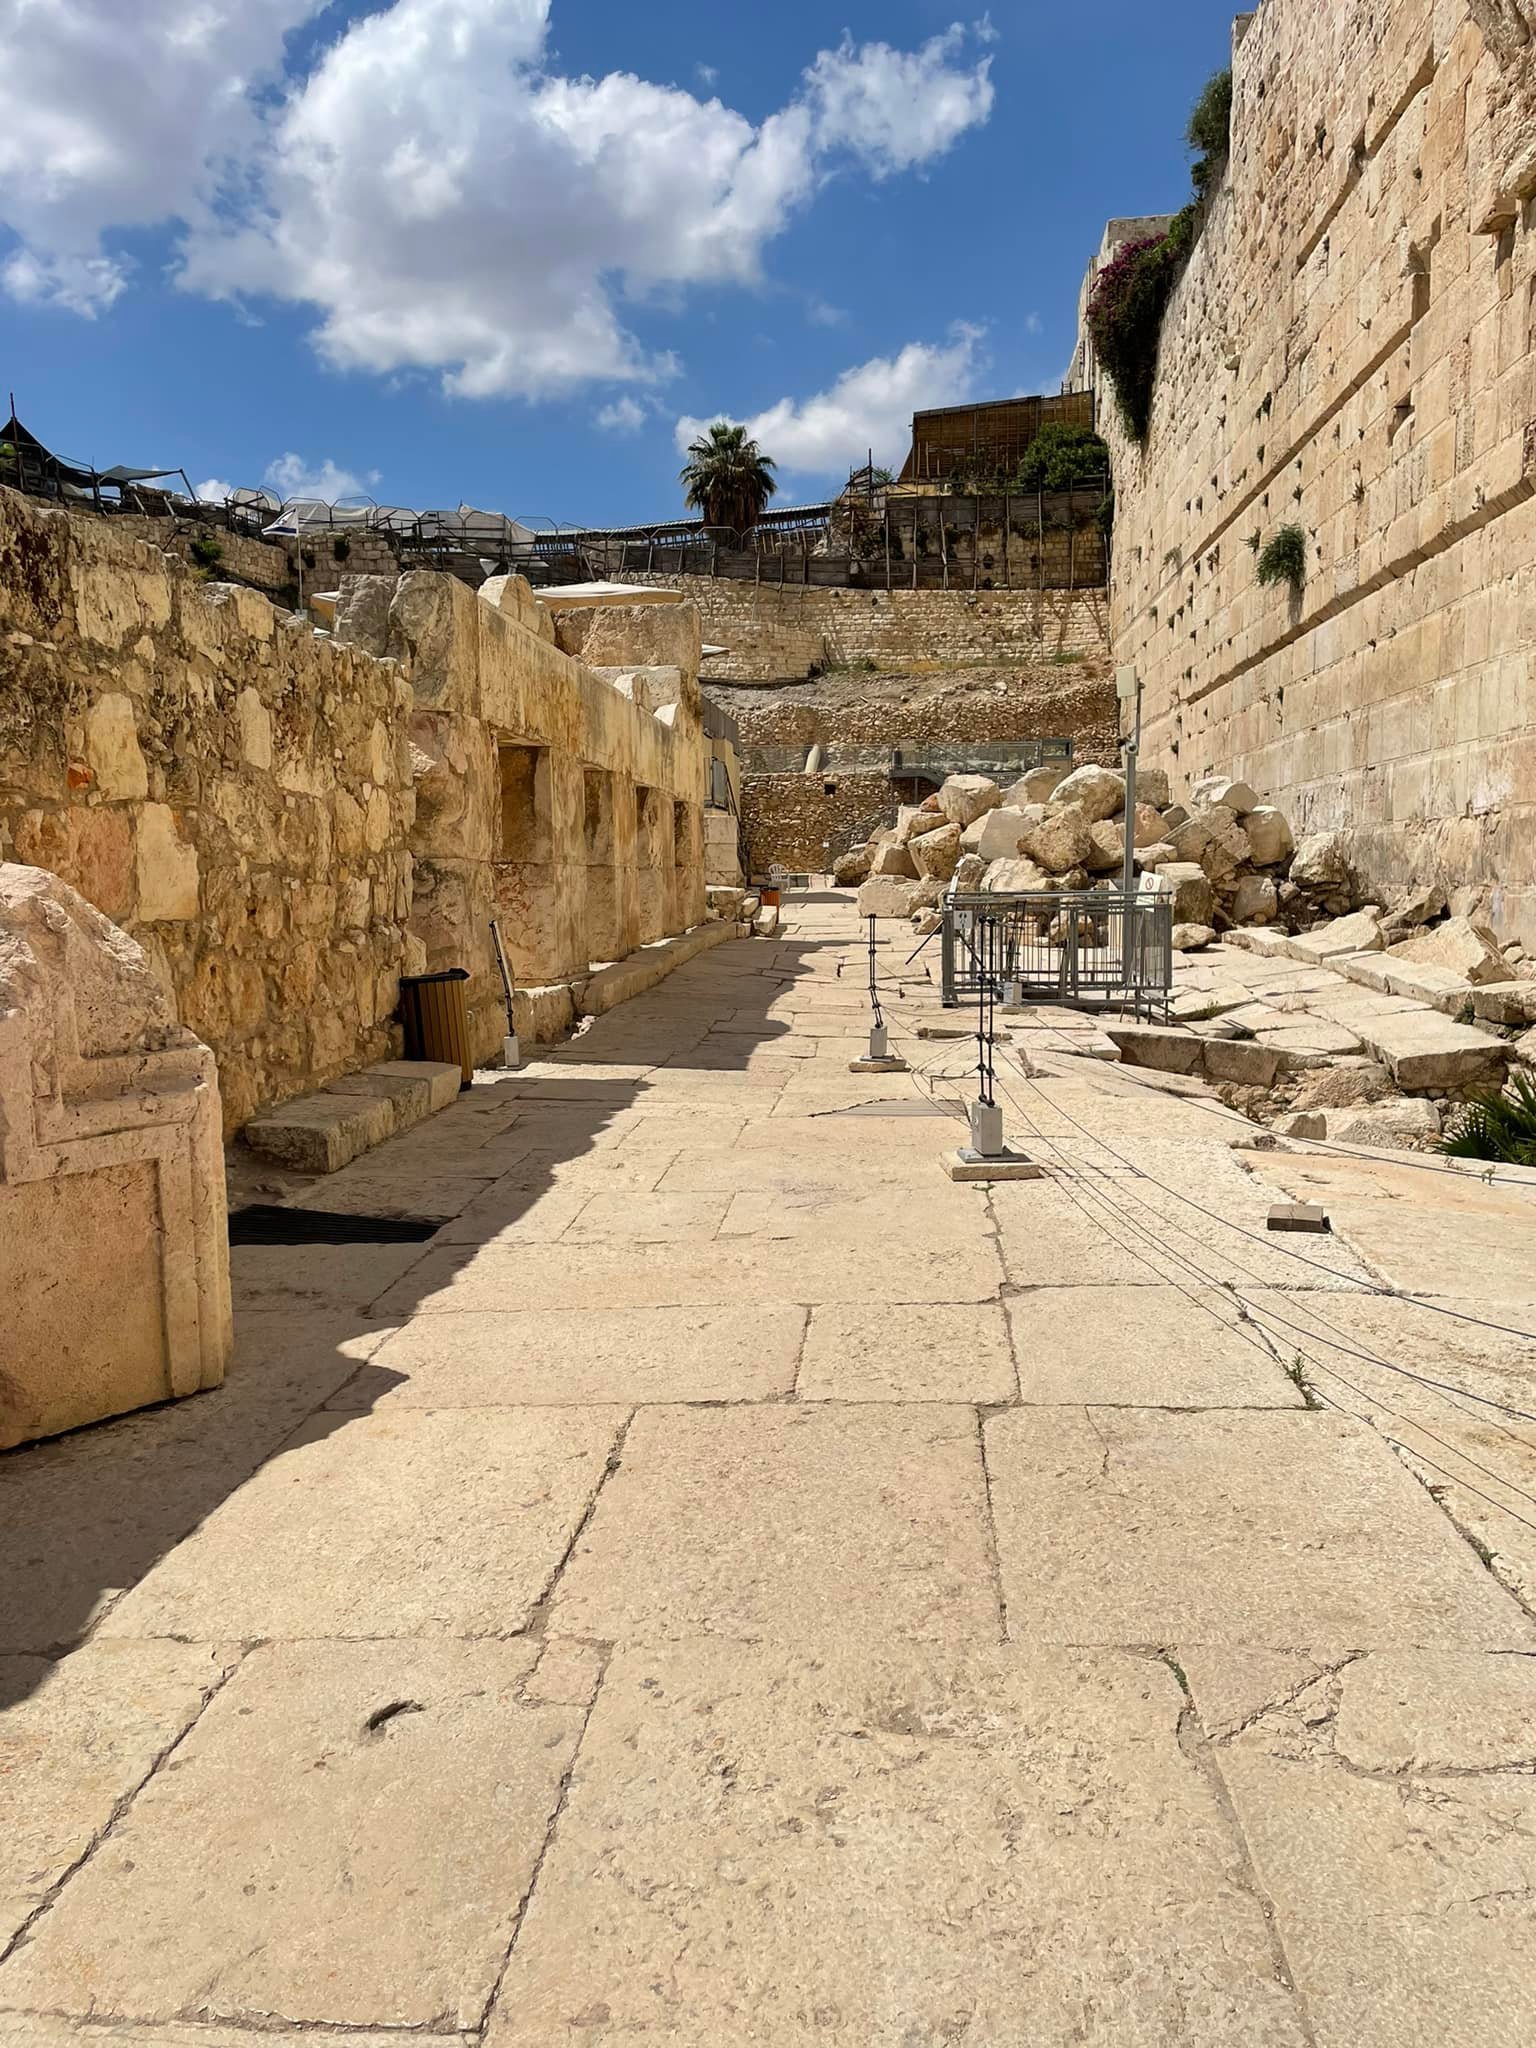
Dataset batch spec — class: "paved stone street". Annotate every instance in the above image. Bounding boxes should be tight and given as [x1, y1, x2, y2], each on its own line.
[5, 893, 1536, 2047]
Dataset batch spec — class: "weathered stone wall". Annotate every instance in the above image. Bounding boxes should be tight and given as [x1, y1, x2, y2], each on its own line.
[0, 490, 711, 1131]
[1101, 0, 1536, 943]
[610, 575, 1110, 681]
[741, 772, 897, 874]
[106, 516, 303, 596]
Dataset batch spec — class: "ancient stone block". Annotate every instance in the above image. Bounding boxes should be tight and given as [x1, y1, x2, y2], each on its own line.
[1051, 762, 1124, 822]
[908, 822, 962, 882]
[1022, 805, 1093, 875]
[960, 804, 1034, 861]
[0, 865, 231, 1449]
[936, 773, 1003, 828]
[856, 875, 922, 918]
[869, 840, 918, 879]
[1386, 917, 1507, 986]
[1242, 808, 1294, 867]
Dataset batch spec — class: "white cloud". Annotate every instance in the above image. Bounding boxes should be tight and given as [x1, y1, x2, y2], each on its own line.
[803, 25, 995, 177]
[263, 453, 380, 502]
[0, 0, 996, 399]
[675, 324, 985, 479]
[0, 0, 325, 313]
[195, 477, 233, 504]
[695, 63, 718, 89]
[595, 396, 647, 433]
[1023, 311, 1043, 336]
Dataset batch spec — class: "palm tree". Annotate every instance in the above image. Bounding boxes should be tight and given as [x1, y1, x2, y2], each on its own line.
[678, 421, 777, 536]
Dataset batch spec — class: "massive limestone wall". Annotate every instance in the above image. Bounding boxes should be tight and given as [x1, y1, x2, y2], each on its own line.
[1103, 0, 1536, 944]
[610, 575, 1109, 682]
[0, 490, 710, 1131]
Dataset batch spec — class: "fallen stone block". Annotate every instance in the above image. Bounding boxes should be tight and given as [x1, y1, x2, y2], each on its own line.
[1159, 862, 1215, 927]
[753, 904, 781, 937]
[909, 822, 963, 882]
[1201, 1038, 1282, 1087]
[245, 1088, 398, 1174]
[982, 856, 1052, 893]
[856, 876, 922, 919]
[1009, 762, 1071, 804]
[1222, 927, 1293, 958]
[1050, 763, 1124, 822]
[1022, 806, 1093, 875]
[1514, 1026, 1536, 1068]
[1084, 819, 1125, 872]
[1132, 765, 1170, 808]
[1275, 1110, 1327, 1140]
[1357, 1011, 1512, 1093]
[1289, 831, 1353, 891]
[1172, 923, 1217, 951]
[1385, 916, 1506, 986]
[830, 847, 870, 887]
[1287, 908, 1384, 962]
[1327, 1099, 1441, 1148]
[937, 774, 1003, 827]
[1105, 1023, 1205, 1075]
[961, 807, 1034, 861]
[1230, 874, 1278, 924]
[1291, 1059, 1395, 1110]
[1242, 806, 1295, 867]
[707, 885, 747, 919]
[1470, 981, 1536, 1027]
[1191, 775, 1258, 815]
[870, 840, 918, 880]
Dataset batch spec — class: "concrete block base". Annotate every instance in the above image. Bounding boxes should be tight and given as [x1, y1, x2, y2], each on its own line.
[943, 1148, 1047, 1182]
[849, 1055, 910, 1074]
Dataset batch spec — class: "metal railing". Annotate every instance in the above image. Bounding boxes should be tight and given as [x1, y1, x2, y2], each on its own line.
[941, 888, 1173, 1017]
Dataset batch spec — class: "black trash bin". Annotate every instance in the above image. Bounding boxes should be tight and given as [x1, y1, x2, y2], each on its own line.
[398, 967, 472, 1087]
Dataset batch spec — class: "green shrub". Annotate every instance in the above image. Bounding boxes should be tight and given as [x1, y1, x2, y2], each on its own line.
[1187, 70, 1233, 196]
[1014, 422, 1109, 492]
[188, 532, 224, 571]
[1438, 1073, 1536, 1166]
[1255, 524, 1307, 592]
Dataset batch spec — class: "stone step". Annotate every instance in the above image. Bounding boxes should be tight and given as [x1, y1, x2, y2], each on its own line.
[244, 1059, 464, 1174]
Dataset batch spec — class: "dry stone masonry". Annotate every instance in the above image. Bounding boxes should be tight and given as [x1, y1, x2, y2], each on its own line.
[0, 488, 715, 1136]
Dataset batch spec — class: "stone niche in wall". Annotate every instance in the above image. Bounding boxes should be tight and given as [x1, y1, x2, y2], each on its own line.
[0, 864, 232, 1449]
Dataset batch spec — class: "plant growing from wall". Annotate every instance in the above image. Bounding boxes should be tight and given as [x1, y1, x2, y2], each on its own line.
[1255, 523, 1307, 593]
[1086, 208, 1196, 441]
[1086, 67, 1234, 442]
[1187, 69, 1233, 197]
[188, 532, 224, 573]
[1438, 1073, 1536, 1165]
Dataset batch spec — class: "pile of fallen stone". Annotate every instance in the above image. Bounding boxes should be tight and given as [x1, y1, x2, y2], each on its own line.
[837, 764, 1324, 947]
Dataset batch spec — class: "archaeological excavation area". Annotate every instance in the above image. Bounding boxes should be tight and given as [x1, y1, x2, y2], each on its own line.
[2, 0, 1536, 2042]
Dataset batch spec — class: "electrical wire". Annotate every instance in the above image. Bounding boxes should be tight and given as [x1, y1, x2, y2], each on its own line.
[985, 1062, 1536, 1532]
[1016, 1059, 1536, 1346]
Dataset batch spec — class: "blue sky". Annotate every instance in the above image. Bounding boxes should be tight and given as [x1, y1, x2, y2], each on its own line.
[0, 0, 1237, 528]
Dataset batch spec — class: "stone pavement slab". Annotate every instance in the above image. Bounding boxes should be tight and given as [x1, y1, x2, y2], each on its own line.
[548, 1404, 999, 1646]
[327, 1306, 805, 1407]
[797, 1303, 1016, 1401]
[98, 1408, 624, 1641]
[0, 1640, 593, 2033]
[1010, 1285, 1305, 1406]
[1204, 1652, 1536, 2048]
[378, 1235, 1004, 1312]
[987, 1409, 1536, 1650]
[0, 1318, 394, 1658]
[486, 1641, 1307, 2047]
[0, 1641, 238, 1948]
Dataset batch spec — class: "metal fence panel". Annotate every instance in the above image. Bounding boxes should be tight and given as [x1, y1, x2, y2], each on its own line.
[941, 889, 1172, 1017]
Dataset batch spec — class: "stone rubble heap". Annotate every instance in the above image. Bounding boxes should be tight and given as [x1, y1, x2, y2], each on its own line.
[839, 765, 1328, 946]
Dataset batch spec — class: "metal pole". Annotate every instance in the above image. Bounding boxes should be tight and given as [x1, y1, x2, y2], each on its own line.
[1119, 665, 1143, 905]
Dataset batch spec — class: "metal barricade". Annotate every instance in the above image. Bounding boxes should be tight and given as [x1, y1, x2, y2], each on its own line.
[941, 888, 1173, 1018]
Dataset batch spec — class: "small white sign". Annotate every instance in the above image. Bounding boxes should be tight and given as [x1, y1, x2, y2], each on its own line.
[1116, 664, 1139, 701]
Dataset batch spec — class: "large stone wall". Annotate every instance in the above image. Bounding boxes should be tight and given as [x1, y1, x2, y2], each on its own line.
[0, 490, 711, 1132]
[610, 575, 1110, 682]
[1101, 0, 1536, 944]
